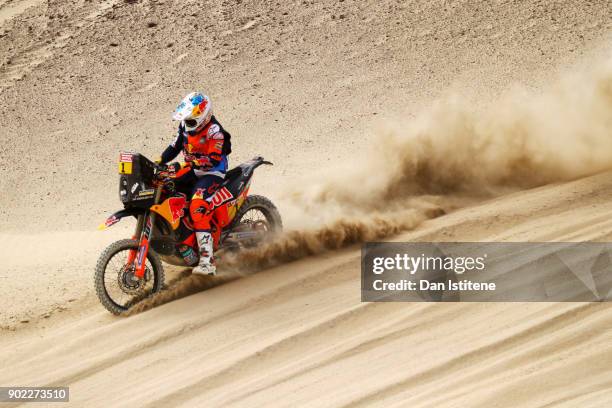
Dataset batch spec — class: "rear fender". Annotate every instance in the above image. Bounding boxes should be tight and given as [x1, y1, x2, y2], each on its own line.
[241, 156, 272, 178]
[222, 156, 269, 206]
[98, 208, 145, 230]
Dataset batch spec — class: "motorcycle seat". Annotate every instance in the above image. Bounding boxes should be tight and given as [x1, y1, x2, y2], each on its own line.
[222, 166, 242, 185]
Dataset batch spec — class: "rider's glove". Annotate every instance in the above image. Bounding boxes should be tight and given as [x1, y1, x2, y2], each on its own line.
[157, 162, 181, 179]
[164, 162, 181, 178]
[167, 162, 181, 173]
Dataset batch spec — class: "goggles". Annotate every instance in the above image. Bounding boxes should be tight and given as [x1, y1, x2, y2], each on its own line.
[184, 119, 198, 128]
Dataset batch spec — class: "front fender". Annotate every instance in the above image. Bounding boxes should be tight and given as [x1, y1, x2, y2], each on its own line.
[98, 208, 145, 230]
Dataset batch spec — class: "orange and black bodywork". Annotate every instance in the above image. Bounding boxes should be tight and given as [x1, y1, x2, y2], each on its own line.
[100, 153, 271, 274]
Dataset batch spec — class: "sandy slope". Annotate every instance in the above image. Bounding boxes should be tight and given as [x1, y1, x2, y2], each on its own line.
[1, 0, 612, 406]
[1, 172, 611, 407]
[0, 0, 610, 231]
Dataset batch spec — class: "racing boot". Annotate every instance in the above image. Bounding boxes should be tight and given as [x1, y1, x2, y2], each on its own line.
[192, 231, 217, 276]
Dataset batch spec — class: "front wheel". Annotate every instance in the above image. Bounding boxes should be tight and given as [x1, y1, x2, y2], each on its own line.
[94, 239, 165, 315]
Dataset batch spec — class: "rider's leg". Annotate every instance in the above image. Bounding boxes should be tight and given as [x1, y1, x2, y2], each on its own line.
[190, 175, 224, 275]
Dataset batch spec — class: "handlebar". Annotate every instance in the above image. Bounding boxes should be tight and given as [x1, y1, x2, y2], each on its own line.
[152, 162, 167, 172]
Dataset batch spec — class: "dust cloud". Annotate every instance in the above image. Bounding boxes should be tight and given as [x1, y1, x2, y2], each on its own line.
[130, 59, 612, 313]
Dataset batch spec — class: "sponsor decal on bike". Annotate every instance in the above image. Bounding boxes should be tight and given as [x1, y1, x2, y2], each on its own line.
[211, 187, 234, 209]
[131, 189, 155, 201]
[135, 217, 153, 273]
[104, 215, 120, 228]
[137, 189, 154, 197]
[119, 152, 134, 174]
[168, 197, 186, 222]
[136, 245, 146, 269]
[142, 218, 152, 236]
[119, 152, 133, 162]
[193, 188, 205, 200]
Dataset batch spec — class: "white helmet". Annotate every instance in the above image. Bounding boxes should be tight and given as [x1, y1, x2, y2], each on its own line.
[172, 92, 212, 133]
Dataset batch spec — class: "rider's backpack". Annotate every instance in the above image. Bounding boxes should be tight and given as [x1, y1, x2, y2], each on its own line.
[222, 129, 232, 156]
[212, 116, 232, 156]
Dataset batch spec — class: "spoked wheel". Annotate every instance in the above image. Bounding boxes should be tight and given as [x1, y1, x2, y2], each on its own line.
[226, 195, 282, 248]
[94, 239, 165, 315]
[241, 209, 273, 232]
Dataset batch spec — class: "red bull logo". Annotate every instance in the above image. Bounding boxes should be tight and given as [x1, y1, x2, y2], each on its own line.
[211, 187, 233, 208]
[168, 197, 186, 222]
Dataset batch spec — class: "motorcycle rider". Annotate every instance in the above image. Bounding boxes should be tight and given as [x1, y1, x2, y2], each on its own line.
[158, 92, 232, 275]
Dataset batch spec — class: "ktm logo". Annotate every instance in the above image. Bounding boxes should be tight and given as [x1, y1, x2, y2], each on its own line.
[211, 187, 233, 208]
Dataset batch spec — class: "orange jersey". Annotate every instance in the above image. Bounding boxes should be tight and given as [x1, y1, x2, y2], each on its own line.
[160, 116, 231, 176]
[183, 121, 225, 165]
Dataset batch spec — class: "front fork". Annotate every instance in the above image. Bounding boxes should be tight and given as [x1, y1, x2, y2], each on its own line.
[132, 186, 163, 279]
[126, 214, 145, 265]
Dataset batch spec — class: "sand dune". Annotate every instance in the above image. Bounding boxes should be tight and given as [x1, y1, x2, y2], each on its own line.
[2, 172, 612, 407]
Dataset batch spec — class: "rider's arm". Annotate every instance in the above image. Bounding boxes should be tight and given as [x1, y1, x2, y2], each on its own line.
[160, 128, 184, 164]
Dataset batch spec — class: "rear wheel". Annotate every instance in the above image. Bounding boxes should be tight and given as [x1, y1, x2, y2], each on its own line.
[94, 239, 165, 315]
[226, 195, 282, 248]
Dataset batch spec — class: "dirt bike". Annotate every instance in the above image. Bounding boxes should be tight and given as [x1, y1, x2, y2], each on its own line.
[95, 152, 282, 314]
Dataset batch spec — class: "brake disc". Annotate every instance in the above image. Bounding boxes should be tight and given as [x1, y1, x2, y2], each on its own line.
[117, 265, 151, 294]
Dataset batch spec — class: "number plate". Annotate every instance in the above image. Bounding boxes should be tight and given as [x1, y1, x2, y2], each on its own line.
[119, 152, 133, 174]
